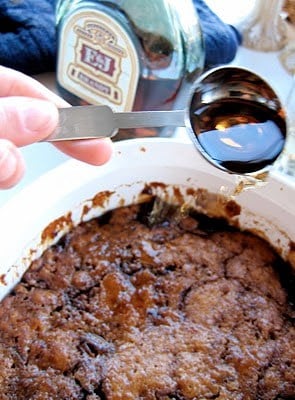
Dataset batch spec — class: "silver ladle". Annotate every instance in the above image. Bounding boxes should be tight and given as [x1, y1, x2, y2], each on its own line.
[48, 66, 287, 174]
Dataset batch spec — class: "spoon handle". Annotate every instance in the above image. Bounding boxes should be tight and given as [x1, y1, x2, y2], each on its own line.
[46, 105, 186, 142]
[115, 110, 185, 130]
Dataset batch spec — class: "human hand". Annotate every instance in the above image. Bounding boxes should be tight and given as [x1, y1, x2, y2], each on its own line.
[0, 66, 113, 189]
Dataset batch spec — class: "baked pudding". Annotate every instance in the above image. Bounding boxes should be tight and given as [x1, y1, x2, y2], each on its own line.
[0, 196, 294, 399]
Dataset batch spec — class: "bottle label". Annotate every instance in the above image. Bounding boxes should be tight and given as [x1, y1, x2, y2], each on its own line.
[57, 9, 140, 111]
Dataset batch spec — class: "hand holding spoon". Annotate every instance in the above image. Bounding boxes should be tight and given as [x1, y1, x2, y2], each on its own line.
[48, 66, 287, 175]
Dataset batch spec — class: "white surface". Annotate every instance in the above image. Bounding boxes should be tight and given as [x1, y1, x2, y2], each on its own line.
[0, 45, 294, 208]
[0, 138, 294, 300]
[205, 0, 257, 26]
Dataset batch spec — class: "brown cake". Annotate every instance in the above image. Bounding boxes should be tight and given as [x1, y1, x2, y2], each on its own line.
[0, 198, 294, 399]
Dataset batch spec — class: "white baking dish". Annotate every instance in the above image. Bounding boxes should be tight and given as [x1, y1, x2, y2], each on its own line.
[0, 138, 294, 301]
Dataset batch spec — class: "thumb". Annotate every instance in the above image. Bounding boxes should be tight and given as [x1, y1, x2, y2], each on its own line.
[0, 97, 59, 147]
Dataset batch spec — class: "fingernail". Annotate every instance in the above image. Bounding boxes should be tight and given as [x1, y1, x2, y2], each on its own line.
[23, 100, 58, 134]
[0, 145, 17, 184]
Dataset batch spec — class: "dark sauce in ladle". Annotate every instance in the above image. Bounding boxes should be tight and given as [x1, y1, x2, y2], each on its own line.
[190, 98, 286, 174]
[186, 66, 288, 175]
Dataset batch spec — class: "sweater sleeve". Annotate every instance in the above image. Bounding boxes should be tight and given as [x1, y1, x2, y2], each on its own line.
[0, 0, 56, 75]
[193, 0, 242, 67]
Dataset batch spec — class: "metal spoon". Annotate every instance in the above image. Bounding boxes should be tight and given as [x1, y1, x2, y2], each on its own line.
[48, 66, 287, 174]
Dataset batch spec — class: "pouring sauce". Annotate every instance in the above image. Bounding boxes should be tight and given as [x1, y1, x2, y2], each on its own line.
[190, 98, 286, 174]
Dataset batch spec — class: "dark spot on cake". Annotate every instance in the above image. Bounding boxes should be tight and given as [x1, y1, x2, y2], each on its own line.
[191, 210, 237, 234]
[79, 333, 115, 357]
[96, 209, 113, 226]
[94, 382, 107, 400]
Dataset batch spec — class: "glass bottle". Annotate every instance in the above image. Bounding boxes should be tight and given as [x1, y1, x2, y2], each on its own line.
[55, 0, 204, 139]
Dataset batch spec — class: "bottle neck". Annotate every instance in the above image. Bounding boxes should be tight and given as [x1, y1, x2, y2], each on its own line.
[56, 0, 86, 24]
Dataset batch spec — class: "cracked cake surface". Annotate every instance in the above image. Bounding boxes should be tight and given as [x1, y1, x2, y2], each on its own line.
[0, 201, 294, 399]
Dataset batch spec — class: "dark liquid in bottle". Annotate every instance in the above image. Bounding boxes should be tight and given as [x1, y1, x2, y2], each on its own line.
[56, 65, 182, 112]
[190, 99, 286, 173]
